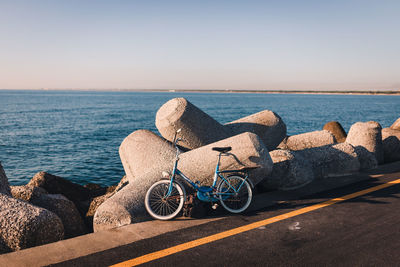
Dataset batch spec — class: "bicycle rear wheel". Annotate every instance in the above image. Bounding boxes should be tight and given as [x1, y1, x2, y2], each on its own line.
[217, 175, 252, 213]
[145, 180, 186, 220]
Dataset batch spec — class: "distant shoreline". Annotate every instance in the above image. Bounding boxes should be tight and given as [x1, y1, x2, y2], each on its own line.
[1, 88, 399, 95]
[145, 89, 400, 95]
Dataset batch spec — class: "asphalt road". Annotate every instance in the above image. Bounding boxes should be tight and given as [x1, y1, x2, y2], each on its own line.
[53, 174, 400, 267]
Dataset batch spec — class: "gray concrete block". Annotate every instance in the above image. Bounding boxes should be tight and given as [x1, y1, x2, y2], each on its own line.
[95, 130, 179, 231]
[278, 130, 337, 151]
[381, 128, 400, 163]
[119, 129, 176, 182]
[155, 97, 287, 151]
[297, 143, 360, 179]
[179, 132, 272, 185]
[323, 121, 347, 143]
[86, 175, 129, 229]
[93, 184, 139, 232]
[353, 146, 378, 171]
[155, 98, 230, 149]
[258, 149, 314, 191]
[346, 121, 384, 164]
[225, 110, 287, 150]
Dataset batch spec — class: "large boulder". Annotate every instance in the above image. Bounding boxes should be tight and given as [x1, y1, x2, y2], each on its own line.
[225, 110, 287, 150]
[10, 184, 87, 239]
[258, 149, 314, 191]
[381, 128, 400, 163]
[10, 185, 47, 202]
[323, 121, 347, 143]
[155, 98, 231, 150]
[28, 171, 92, 217]
[390, 118, 400, 131]
[28, 171, 90, 202]
[0, 163, 11, 196]
[94, 132, 273, 231]
[346, 121, 384, 164]
[0, 165, 64, 253]
[278, 130, 337, 151]
[0, 194, 64, 253]
[30, 194, 87, 238]
[155, 97, 287, 151]
[296, 143, 360, 179]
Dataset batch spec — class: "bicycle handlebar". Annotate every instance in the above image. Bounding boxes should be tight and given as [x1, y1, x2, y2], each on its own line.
[173, 129, 183, 159]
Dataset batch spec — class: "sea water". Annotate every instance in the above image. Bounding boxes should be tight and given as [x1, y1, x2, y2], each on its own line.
[0, 90, 399, 186]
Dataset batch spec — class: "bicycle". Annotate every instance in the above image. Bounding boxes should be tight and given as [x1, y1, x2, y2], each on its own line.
[145, 129, 254, 220]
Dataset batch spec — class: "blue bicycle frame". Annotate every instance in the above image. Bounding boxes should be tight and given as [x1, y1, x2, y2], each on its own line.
[166, 149, 250, 202]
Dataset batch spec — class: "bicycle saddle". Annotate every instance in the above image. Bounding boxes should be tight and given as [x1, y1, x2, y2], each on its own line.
[212, 146, 232, 153]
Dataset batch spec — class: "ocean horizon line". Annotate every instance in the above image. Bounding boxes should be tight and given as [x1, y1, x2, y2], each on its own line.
[1, 88, 399, 95]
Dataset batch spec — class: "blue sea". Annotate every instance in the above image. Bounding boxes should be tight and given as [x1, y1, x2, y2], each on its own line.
[1, 90, 399, 186]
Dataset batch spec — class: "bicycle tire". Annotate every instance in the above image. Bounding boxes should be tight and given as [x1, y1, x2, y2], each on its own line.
[217, 175, 252, 213]
[145, 180, 186, 220]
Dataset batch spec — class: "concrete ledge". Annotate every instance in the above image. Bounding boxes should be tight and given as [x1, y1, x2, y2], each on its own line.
[0, 217, 224, 267]
[1, 161, 400, 267]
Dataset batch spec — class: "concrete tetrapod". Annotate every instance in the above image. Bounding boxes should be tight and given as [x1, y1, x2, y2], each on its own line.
[351, 146, 378, 171]
[323, 121, 347, 143]
[177, 132, 272, 186]
[225, 110, 287, 150]
[258, 149, 314, 191]
[296, 143, 360, 179]
[381, 128, 400, 163]
[346, 121, 384, 164]
[94, 130, 176, 231]
[278, 130, 337, 151]
[0, 165, 64, 253]
[155, 97, 287, 151]
[155, 97, 231, 150]
[94, 132, 273, 231]
[119, 129, 176, 182]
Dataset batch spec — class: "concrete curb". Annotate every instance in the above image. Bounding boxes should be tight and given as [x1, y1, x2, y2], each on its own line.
[0, 217, 225, 267]
[1, 161, 400, 267]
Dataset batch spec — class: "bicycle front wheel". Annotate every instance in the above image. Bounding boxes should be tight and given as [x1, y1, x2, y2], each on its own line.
[145, 180, 186, 220]
[217, 175, 252, 213]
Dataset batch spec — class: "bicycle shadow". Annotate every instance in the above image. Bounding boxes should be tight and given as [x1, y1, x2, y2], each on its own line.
[183, 164, 400, 220]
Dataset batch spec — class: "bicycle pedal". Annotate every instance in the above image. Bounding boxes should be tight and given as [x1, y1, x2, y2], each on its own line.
[212, 203, 218, 210]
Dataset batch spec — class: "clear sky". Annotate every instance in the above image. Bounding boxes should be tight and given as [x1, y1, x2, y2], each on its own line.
[0, 0, 399, 90]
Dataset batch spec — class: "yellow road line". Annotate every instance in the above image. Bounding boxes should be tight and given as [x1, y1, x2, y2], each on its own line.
[111, 178, 400, 267]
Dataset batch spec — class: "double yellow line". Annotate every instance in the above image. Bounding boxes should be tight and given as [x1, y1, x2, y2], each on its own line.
[112, 178, 400, 267]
